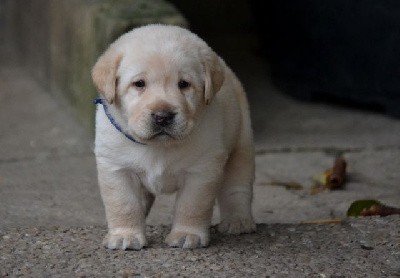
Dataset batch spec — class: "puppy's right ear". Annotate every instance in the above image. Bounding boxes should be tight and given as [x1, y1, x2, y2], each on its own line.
[203, 50, 225, 105]
[91, 49, 122, 104]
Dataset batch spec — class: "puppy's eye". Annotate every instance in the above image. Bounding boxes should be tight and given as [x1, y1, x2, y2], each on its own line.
[133, 80, 146, 88]
[178, 80, 190, 89]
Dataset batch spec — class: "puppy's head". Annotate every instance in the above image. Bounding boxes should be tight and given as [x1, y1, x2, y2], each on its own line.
[92, 24, 224, 145]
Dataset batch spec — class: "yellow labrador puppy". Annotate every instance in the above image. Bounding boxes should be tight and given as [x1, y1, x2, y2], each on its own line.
[92, 24, 255, 250]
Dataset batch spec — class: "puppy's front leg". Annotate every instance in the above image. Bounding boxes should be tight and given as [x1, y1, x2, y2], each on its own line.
[165, 174, 221, 249]
[97, 161, 147, 250]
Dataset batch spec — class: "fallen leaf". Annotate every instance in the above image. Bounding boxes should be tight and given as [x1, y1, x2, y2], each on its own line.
[311, 157, 347, 194]
[258, 181, 303, 190]
[347, 200, 381, 217]
[326, 157, 347, 189]
[312, 169, 333, 186]
[347, 199, 400, 217]
[310, 184, 328, 195]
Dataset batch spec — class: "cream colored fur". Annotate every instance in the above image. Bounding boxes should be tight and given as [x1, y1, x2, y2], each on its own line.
[92, 24, 255, 250]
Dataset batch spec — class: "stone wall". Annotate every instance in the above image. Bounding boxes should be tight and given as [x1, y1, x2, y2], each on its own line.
[2, 0, 188, 129]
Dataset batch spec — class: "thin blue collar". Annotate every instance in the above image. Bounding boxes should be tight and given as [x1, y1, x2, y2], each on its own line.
[94, 97, 145, 145]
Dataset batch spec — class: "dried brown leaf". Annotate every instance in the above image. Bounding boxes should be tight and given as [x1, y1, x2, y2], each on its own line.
[310, 157, 347, 194]
[258, 181, 304, 190]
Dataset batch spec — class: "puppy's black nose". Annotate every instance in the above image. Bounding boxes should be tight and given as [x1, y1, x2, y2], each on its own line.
[152, 111, 176, 127]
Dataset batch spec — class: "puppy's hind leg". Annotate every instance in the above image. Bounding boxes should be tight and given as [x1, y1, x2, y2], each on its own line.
[217, 146, 256, 234]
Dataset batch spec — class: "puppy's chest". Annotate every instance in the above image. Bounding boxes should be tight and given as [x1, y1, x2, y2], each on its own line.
[138, 166, 184, 195]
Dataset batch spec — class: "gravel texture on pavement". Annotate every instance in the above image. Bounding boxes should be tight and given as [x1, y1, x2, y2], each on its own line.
[1, 216, 399, 277]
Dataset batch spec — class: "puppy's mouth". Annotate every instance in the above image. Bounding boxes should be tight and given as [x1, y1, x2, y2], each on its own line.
[129, 117, 193, 143]
[149, 130, 176, 140]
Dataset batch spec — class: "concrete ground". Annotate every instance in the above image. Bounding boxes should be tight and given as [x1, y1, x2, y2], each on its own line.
[1, 217, 399, 277]
[1, 33, 400, 276]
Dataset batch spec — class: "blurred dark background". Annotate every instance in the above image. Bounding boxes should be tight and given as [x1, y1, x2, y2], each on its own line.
[171, 0, 400, 118]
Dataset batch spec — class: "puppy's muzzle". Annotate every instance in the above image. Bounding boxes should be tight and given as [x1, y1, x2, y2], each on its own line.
[151, 110, 176, 127]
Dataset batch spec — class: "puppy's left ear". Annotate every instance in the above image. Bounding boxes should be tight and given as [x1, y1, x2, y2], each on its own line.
[203, 50, 225, 105]
[91, 48, 122, 104]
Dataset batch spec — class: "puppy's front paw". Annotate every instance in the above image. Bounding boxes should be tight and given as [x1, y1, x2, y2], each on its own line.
[103, 228, 146, 250]
[218, 217, 256, 235]
[165, 230, 209, 249]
